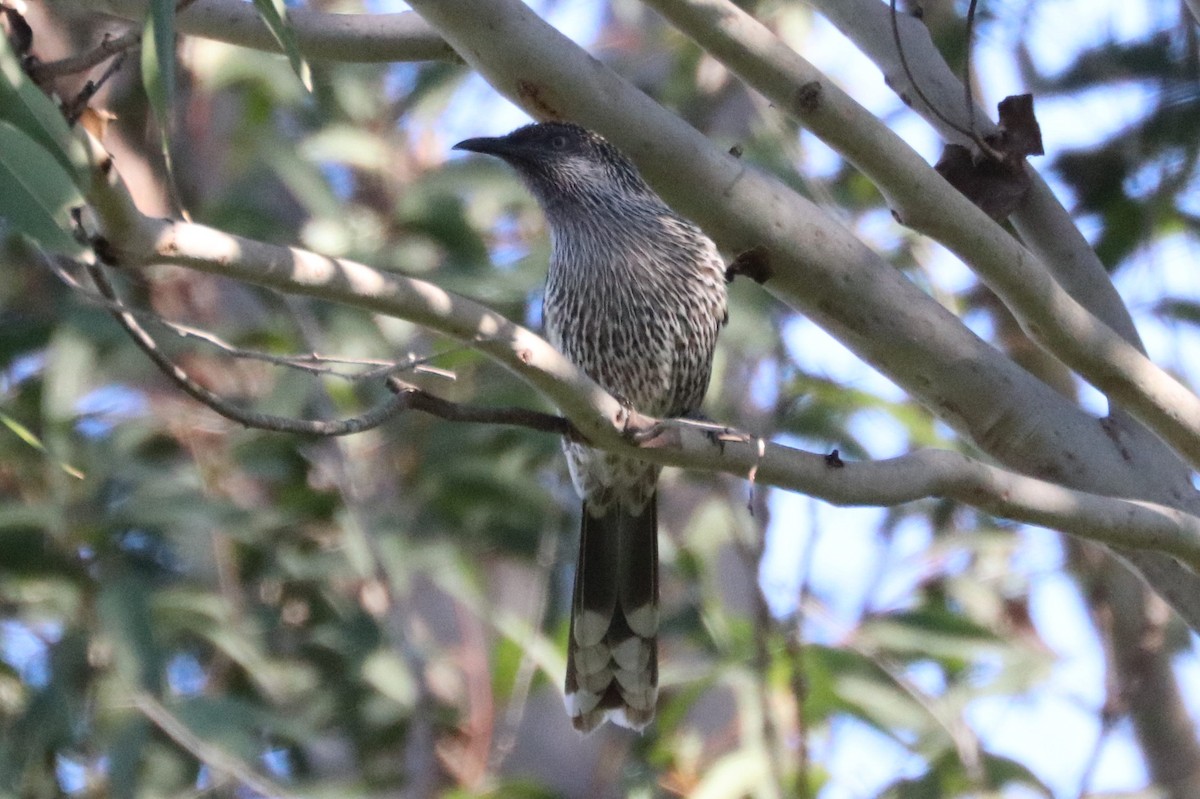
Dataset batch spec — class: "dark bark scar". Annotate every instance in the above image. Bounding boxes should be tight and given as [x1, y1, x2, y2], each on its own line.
[725, 245, 773, 285]
[516, 80, 561, 121]
[794, 81, 823, 115]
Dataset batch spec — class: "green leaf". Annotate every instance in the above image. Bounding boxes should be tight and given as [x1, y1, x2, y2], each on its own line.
[361, 649, 418, 711]
[0, 631, 90, 787]
[690, 749, 769, 799]
[1156, 298, 1200, 326]
[107, 717, 150, 799]
[0, 121, 86, 255]
[978, 752, 1053, 796]
[860, 608, 1003, 663]
[141, 0, 182, 206]
[173, 696, 282, 759]
[0, 34, 88, 186]
[0, 687, 72, 786]
[883, 748, 1054, 798]
[251, 0, 314, 92]
[99, 573, 163, 692]
[141, 0, 175, 123]
[0, 409, 85, 479]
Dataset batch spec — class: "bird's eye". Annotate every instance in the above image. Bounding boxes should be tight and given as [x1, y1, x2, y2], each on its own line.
[550, 135, 568, 149]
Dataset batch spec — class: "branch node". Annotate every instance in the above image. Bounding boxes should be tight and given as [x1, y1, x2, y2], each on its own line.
[793, 80, 823, 114]
[726, 245, 773, 284]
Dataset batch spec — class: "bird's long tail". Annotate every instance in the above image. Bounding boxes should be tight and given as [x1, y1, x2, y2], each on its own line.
[564, 495, 659, 732]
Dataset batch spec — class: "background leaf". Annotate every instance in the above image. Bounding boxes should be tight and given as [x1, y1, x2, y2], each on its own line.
[252, 0, 314, 92]
[0, 121, 85, 255]
[0, 35, 88, 185]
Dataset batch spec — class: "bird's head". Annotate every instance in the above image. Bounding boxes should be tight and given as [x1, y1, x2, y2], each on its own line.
[453, 122, 654, 209]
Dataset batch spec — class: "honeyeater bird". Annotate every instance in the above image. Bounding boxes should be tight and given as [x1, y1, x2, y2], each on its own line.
[454, 122, 727, 732]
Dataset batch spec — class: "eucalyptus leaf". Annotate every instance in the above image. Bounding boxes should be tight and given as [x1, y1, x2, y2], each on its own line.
[141, 0, 175, 125]
[99, 573, 163, 692]
[0, 121, 85, 255]
[251, 0, 314, 92]
[107, 717, 150, 799]
[0, 409, 85, 478]
[141, 0, 180, 202]
[0, 34, 88, 185]
[859, 608, 1004, 663]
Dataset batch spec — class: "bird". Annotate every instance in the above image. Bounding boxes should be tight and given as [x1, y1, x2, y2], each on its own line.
[454, 122, 728, 732]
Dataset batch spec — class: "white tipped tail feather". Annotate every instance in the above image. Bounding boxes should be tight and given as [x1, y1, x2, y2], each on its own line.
[564, 498, 659, 732]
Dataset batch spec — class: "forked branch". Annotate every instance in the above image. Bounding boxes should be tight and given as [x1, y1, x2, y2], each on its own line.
[76, 136, 1200, 578]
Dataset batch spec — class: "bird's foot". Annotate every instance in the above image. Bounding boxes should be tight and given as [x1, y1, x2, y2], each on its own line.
[626, 419, 668, 446]
[613, 398, 675, 446]
[612, 395, 657, 444]
[625, 415, 749, 450]
[679, 412, 750, 442]
[688, 418, 753, 453]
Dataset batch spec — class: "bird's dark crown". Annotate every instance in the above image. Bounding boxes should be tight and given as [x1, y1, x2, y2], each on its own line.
[454, 122, 654, 203]
[502, 122, 625, 163]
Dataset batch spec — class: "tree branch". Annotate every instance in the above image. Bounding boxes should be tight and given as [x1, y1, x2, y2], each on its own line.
[131, 691, 299, 799]
[800, 4, 1200, 788]
[808, 0, 1146, 353]
[644, 0, 1200, 471]
[80, 0, 1196, 517]
[84, 0, 1145, 386]
[83, 259, 417, 436]
[810, 1, 1192, 512]
[395, 0, 1200, 628]
[387, 380, 584, 442]
[64, 250, 581, 440]
[52, 256, 459, 381]
[28, 29, 140, 83]
[76, 143, 1200, 578]
[93, 0, 457, 63]
[72, 0, 1200, 627]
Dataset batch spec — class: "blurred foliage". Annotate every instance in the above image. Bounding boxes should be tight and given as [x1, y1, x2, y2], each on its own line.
[1030, 27, 1200, 269]
[0, 0, 1195, 797]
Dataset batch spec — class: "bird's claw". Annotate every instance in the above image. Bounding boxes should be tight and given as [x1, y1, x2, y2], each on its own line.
[627, 419, 668, 445]
[703, 424, 751, 453]
[612, 394, 633, 428]
[614, 396, 659, 443]
[623, 415, 749, 450]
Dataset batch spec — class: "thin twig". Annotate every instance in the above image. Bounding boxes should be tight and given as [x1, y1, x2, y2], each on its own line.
[85, 260, 416, 435]
[846, 611, 985, 784]
[63, 51, 128, 125]
[489, 528, 558, 771]
[75, 257, 586, 441]
[963, 0, 981, 145]
[131, 691, 300, 799]
[25, 4, 199, 220]
[787, 498, 823, 799]
[729, 495, 788, 799]
[1074, 709, 1119, 799]
[45, 256, 457, 382]
[28, 29, 140, 83]
[888, 0, 1002, 160]
[388, 380, 585, 442]
[152, 316, 458, 382]
[1074, 571, 1125, 799]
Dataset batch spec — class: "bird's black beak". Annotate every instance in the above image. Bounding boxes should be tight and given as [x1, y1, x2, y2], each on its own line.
[452, 135, 516, 158]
